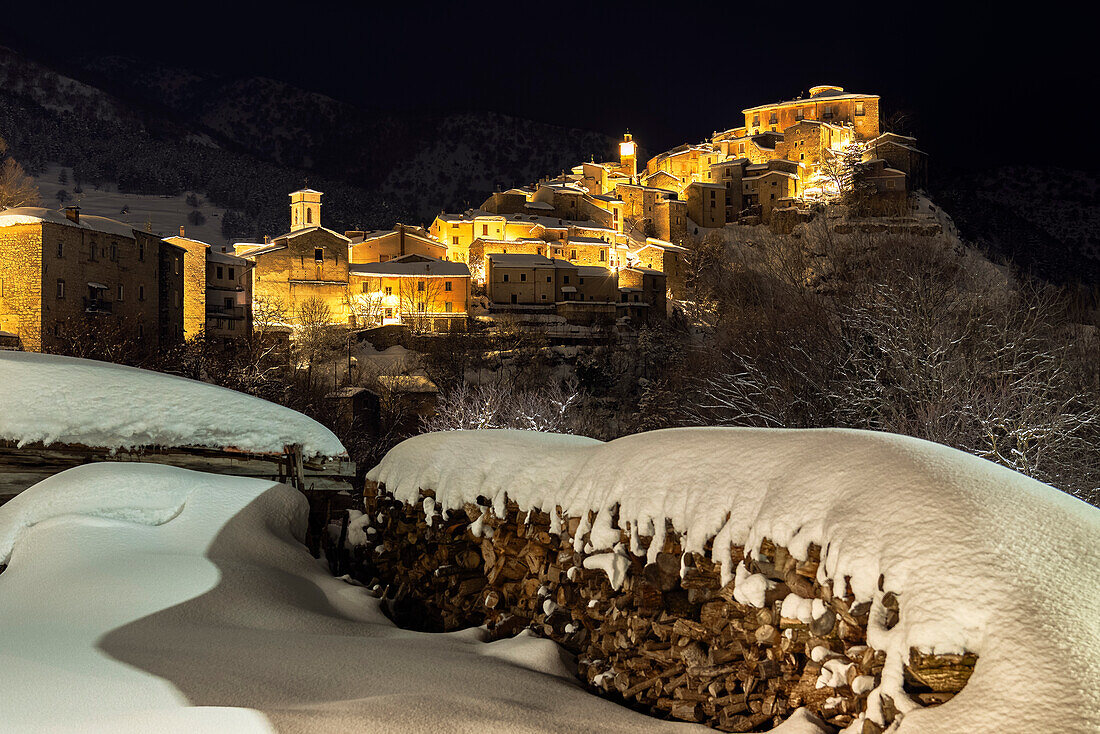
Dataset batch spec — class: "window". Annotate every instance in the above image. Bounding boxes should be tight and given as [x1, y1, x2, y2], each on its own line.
[224, 297, 233, 309]
[444, 302, 452, 313]
[738, 143, 745, 154]
[563, 275, 570, 284]
[216, 266, 224, 279]
[173, 291, 179, 307]
[520, 273, 527, 282]
[57, 241, 64, 258]
[139, 285, 145, 301]
[482, 224, 488, 235]
[174, 257, 180, 275]
[417, 281, 425, 292]
[385, 308, 393, 318]
[599, 250, 606, 262]
[137, 324, 144, 339]
[445, 281, 452, 291]
[117, 284, 124, 301]
[503, 274, 509, 282]
[385, 286, 392, 296]
[138, 241, 145, 261]
[855, 101, 865, 116]
[510, 294, 517, 304]
[769, 113, 777, 124]
[362, 282, 369, 293]
[452, 236, 459, 245]
[228, 267, 235, 280]
[570, 249, 577, 260]
[110, 243, 117, 261]
[579, 277, 585, 285]
[89, 243, 97, 261]
[229, 319, 236, 330]
[306, 208, 313, 224]
[753, 114, 760, 126]
[314, 248, 324, 262]
[546, 276, 551, 283]
[541, 294, 547, 300]
[56, 279, 65, 299]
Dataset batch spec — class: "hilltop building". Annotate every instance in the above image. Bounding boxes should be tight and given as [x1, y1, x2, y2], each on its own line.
[0, 206, 184, 354]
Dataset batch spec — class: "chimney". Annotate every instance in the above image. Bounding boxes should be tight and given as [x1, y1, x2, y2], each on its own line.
[63, 206, 80, 224]
[399, 223, 406, 255]
[179, 226, 185, 237]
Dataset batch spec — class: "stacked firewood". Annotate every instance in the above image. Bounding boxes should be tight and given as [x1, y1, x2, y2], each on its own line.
[348, 482, 975, 733]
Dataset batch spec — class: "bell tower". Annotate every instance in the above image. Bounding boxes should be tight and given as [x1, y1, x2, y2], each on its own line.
[290, 189, 322, 232]
[619, 132, 637, 182]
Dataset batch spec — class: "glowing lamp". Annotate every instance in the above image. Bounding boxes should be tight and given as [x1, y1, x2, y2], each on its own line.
[620, 141, 636, 157]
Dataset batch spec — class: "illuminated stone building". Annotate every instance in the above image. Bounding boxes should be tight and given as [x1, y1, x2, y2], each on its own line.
[0, 206, 184, 353]
[164, 229, 253, 342]
[237, 189, 353, 327]
[348, 255, 470, 331]
[741, 85, 880, 140]
[346, 224, 446, 264]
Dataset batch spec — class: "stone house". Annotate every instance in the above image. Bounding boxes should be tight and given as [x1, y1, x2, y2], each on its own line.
[774, 120, 853, 188]
[686, 181, 727, 228]
[0, 206, 184, 353]
[164, 230, 253, 342]
[485, 253, 577, 308]
[630, 238, 688, 293]
[348, 255, 470, 332]
[864, 133, 928, 191]
[742, 85, 879, 140]
[347, 224, 447, 264]
[617, 266, 667, 324]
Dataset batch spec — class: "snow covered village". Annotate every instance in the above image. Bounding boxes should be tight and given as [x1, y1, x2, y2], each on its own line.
[0, 7, 1098, 734]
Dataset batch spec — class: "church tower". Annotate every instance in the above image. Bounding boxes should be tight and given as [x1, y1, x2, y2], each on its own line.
[619, 132, 637, 182]
[289, 189, 322, 232]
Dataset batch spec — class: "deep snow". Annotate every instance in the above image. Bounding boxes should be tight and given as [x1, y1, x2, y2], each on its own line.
[0, 463, 724, 733]
[0, 351, 345, 458]
[368, 427, 1100, 734]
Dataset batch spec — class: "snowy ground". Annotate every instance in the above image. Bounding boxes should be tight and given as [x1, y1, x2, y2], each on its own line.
[33, 164, 230, 247]
[0, 463, 721, 733]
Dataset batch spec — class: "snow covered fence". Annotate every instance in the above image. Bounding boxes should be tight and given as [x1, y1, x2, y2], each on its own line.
[358, 428, 1100, 734]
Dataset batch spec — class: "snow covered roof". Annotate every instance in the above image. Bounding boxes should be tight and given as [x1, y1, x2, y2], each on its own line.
[524, 201, 555, 210]
[238, 242, 286, 259]
[273, 226, 351, 243]
[642, 237, 689, 253]
[743, 88, 878, 113]
[368, 427, 1100, 734]
[566, 236, 609, 245]
[487, 253, 570, 268]
[349, 259, 471, 277]
[0, 352, 346, 458]
[0, 207, 136, 239]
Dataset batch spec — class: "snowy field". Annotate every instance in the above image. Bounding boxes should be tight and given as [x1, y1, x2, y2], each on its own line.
[0, 463, 720, 734]
[33, 164, 230, 246]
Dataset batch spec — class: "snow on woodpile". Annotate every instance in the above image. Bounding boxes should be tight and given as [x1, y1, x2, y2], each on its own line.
[0, 351, 345, 458]
[368, 427, 1100, 734]
[0, 463, 710, 733]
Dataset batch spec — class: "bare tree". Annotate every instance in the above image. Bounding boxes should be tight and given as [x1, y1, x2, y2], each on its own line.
[0, 156, 40, 209]
[252, 295, 290, 341]
[345, 284, 384, 329]
[400, 277, 445, 333]
[423, 378, 582, 433]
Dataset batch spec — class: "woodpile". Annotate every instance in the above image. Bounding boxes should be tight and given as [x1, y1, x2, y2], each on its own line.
[343, 481, 976, 732]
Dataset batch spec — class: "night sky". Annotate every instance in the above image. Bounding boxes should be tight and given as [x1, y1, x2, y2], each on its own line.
[1, 2, 1091, 175]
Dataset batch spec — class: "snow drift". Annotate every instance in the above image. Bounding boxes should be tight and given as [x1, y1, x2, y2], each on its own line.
[0, 351, 345, 458]
[367, 427, 1100, 733]
[0, 463, 714, 733]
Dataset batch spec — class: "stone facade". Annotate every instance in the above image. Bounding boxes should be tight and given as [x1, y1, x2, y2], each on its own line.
[743, 85, 879, 141]
[0, 209, 183, 353]
[686, 182, 726, 228]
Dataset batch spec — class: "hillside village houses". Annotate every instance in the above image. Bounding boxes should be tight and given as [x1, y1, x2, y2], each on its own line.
[0, 84, 925, 352]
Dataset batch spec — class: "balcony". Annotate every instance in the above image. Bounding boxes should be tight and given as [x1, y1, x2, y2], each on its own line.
[83, 297, 113, 315]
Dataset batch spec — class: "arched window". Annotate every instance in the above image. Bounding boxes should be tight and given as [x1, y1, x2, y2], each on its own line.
[294, 210, 299, 225]
[306, 208, 313, 224]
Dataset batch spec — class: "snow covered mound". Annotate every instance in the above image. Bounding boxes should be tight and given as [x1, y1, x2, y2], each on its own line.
[368, 427, 1100, 734]
[0, 463, 716, 733]
[0, 351, 345, 458]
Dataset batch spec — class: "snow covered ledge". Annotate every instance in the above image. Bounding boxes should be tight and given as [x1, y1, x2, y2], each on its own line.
[364, 428, 1100, 734]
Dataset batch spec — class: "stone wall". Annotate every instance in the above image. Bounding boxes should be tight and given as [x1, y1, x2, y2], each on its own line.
[342, 482, 976, 733]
